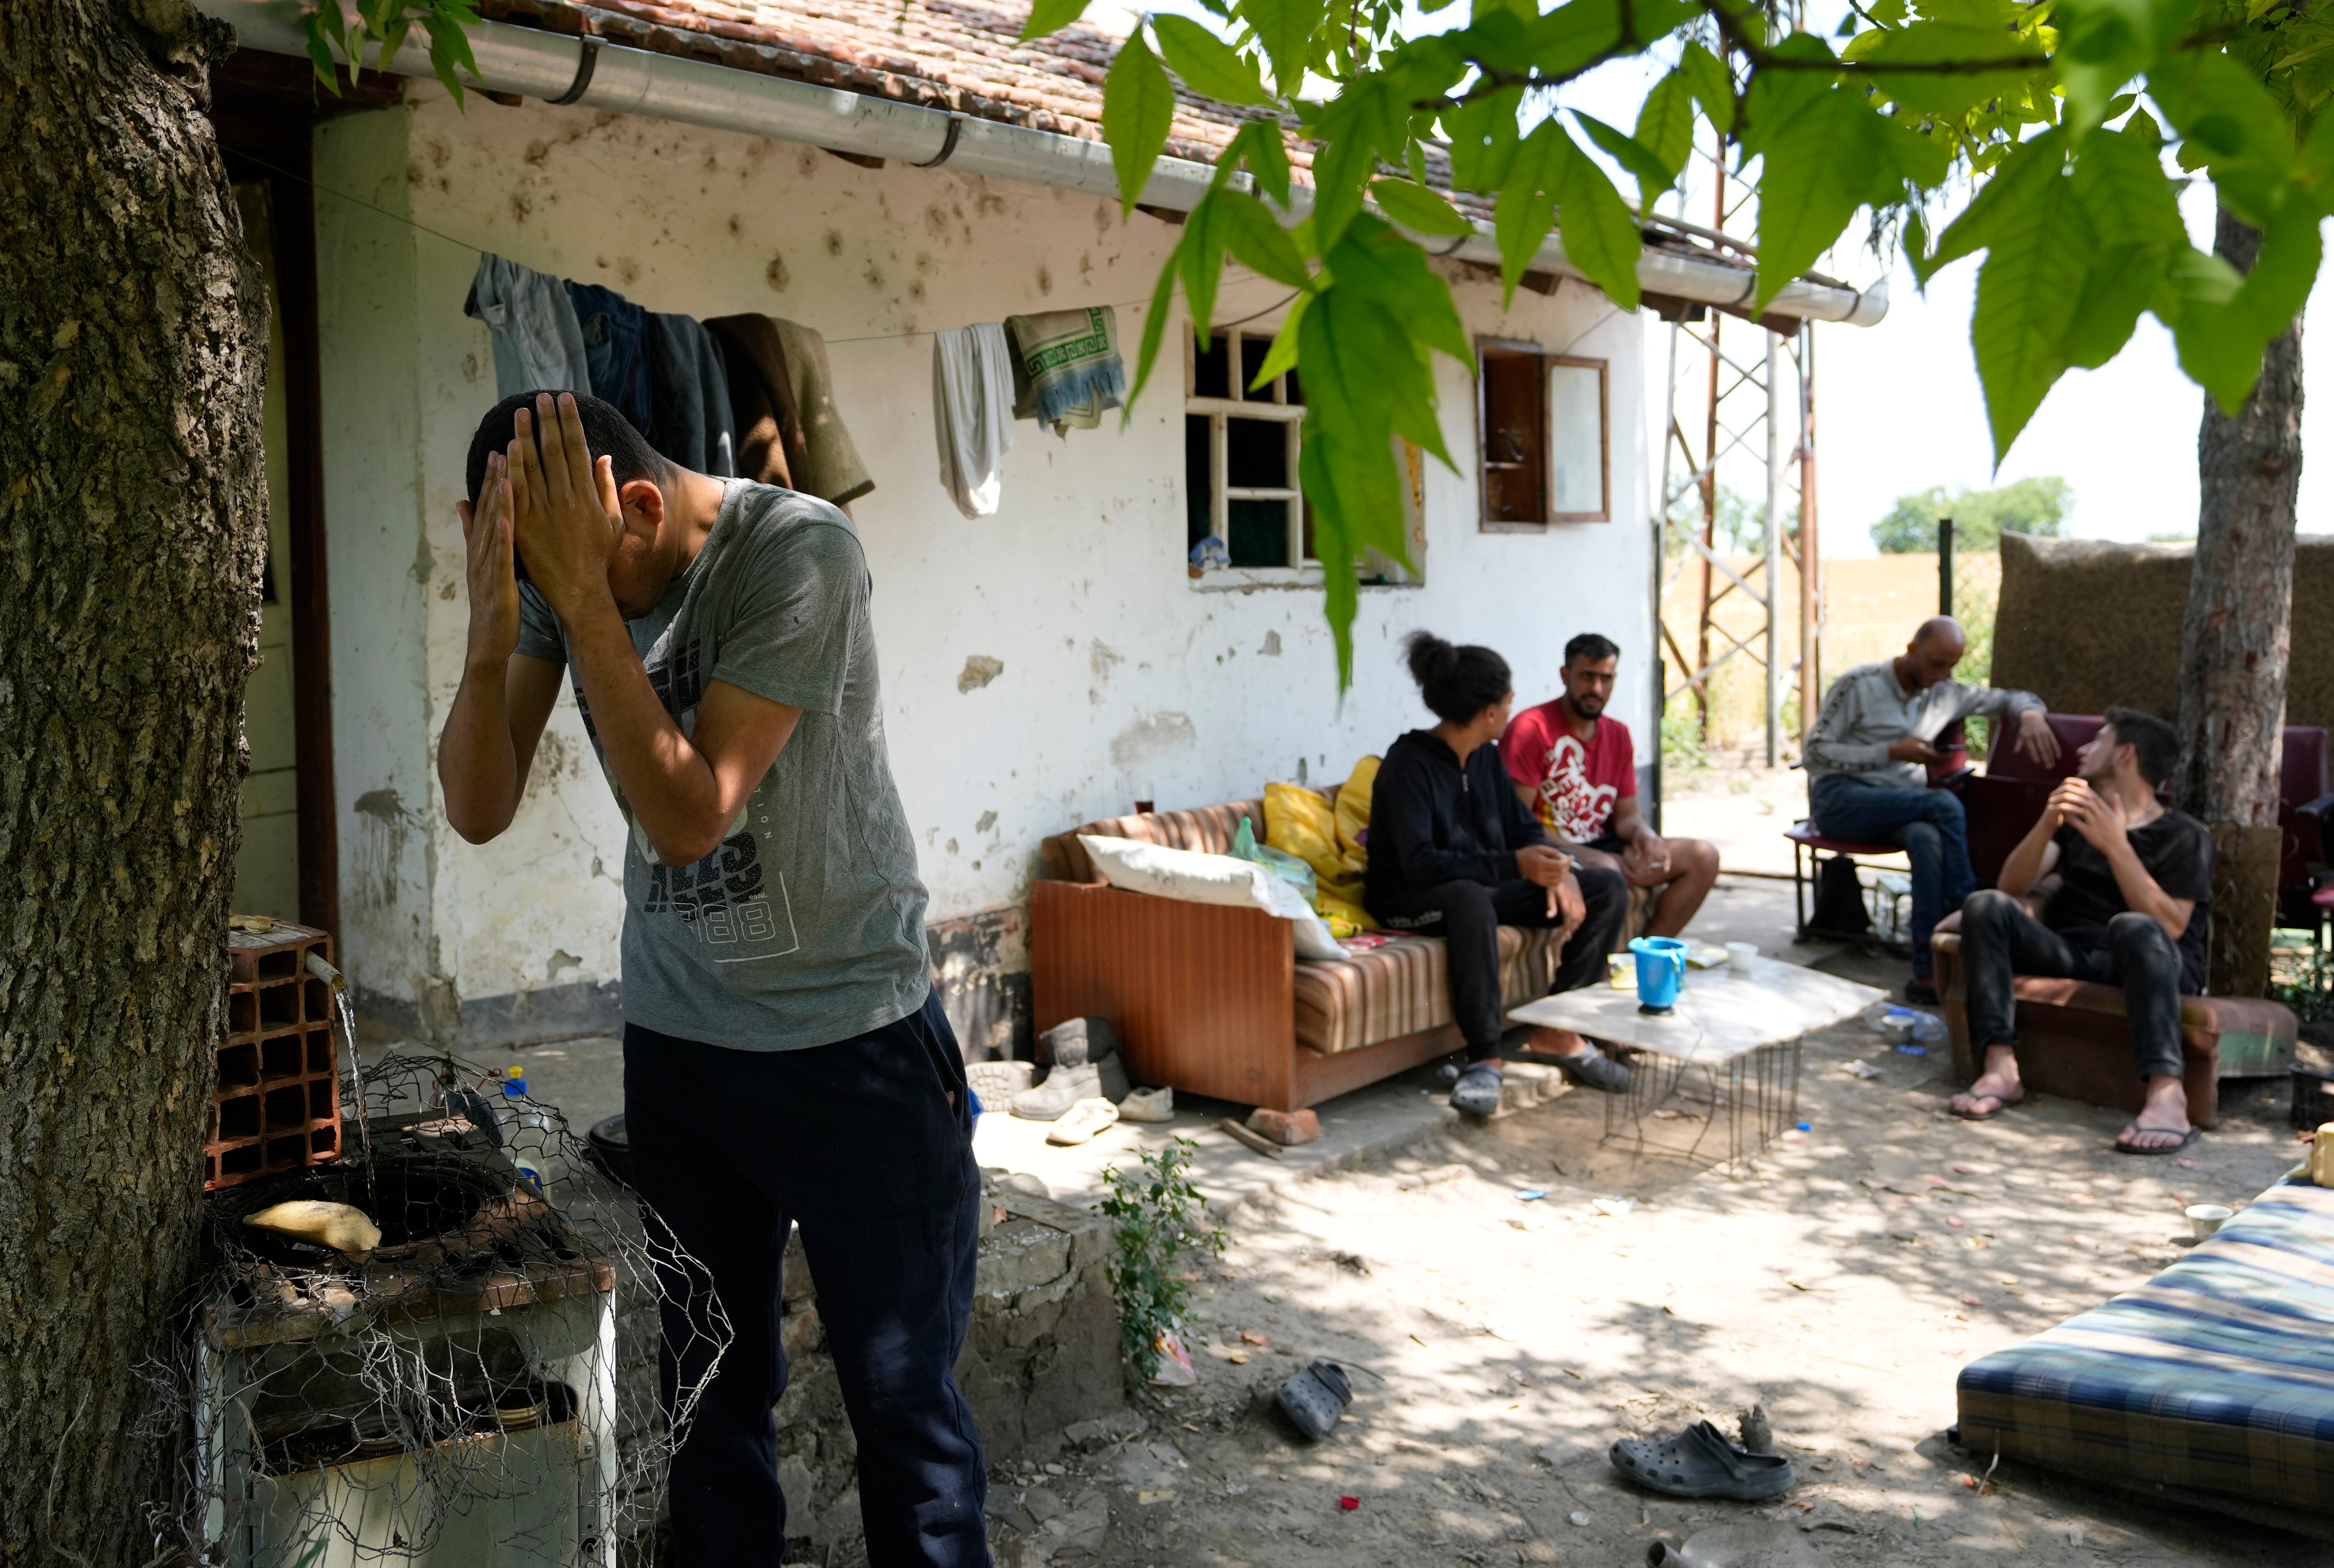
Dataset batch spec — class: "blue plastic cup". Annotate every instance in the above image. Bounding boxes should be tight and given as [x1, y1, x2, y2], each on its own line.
[1630, 936, 1689, 1014]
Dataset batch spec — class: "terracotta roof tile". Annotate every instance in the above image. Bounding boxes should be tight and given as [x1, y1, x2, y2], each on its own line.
[477, 0, 1316, 175]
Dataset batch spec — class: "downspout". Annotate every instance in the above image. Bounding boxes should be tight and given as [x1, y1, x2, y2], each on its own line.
[194, 0, 1888, 326]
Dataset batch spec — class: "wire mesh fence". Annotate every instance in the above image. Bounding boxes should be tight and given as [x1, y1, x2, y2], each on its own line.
[142, 1047, 727, 1567]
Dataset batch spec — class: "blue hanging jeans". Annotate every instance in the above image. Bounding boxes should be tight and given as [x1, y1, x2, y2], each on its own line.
[624, 987, 990, 1566]
[1809, 774, 1973, 978]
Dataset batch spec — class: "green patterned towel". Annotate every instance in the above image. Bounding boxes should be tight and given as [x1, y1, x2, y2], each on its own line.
[1006, 306, 1126, 433]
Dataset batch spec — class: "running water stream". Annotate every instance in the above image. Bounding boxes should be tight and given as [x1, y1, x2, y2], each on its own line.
[306, 951, 374, 1193]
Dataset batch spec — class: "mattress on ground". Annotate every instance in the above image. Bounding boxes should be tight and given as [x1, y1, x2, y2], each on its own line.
[1957, 1179, 2334, 1510]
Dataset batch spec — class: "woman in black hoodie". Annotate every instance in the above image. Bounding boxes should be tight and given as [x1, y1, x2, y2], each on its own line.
[1367, 632, 1631, 1116]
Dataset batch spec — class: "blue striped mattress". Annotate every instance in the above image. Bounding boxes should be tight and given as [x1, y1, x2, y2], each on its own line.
[1957, 1178, 2334, 1508]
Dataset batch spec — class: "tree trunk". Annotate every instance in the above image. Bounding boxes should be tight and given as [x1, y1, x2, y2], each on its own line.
[2177, 201, 2303, 997]
[0, 1, 265, 1558]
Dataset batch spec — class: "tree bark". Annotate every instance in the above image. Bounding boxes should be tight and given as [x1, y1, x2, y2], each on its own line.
[2177, 203, 2303, 824]
[0, 1, 265, 1559]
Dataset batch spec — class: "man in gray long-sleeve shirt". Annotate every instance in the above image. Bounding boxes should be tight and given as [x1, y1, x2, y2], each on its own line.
[1808, 617, 2061, 1001]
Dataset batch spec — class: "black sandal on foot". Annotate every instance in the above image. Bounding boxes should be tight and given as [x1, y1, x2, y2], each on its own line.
[1610, 1420, 1795, 1500]
[1555, 1047, 1630, 1095]
[1450, 1063, 1505, 1117]
[2114, 1124, 2202, 1157]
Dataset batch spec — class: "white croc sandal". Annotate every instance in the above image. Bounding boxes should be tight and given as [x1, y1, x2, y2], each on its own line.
[1046, 1097, 1121, 1146]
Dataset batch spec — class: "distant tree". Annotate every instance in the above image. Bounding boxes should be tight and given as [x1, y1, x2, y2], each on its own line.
[1871, 477, 2073, 555]
[1666, 483, 1771, 555]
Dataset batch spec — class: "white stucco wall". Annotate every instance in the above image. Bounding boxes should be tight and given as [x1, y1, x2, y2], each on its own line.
[311, 91, 1655, 1031]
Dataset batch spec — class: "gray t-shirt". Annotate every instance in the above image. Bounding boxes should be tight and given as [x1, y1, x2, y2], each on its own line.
[516, 479, 929, 1050]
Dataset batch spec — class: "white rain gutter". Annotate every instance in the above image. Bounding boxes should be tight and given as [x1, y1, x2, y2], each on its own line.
[195, 0, 1888, 327]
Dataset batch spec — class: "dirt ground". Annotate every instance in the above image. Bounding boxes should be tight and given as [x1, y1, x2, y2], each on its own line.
[976, 948, 2319, 1568]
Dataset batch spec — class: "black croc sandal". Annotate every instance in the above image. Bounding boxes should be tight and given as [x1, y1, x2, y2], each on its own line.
[1276, 1360, 1353, 1442]
[1450, 1063, 1505, 1117]
[1556, 1046, 1631, 1095]
[1610, 1420, 1795, 1500]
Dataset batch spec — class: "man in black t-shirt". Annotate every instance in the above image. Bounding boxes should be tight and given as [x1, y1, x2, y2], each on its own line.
[1945, 708, 2216, 1153]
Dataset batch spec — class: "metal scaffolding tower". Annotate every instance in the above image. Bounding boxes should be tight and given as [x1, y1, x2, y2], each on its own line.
[1651, 130, 1820, 773]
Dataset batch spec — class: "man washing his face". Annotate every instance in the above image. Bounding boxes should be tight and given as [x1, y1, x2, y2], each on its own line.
[438, 391, 989, 1566]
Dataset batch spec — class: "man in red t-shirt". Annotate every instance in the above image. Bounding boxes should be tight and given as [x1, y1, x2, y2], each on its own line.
[1502, 633, 1720, 938]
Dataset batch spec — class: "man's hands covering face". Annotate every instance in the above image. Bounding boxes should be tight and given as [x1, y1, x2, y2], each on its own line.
[507, 392, 624, 621]
[456, 449, 520, 670]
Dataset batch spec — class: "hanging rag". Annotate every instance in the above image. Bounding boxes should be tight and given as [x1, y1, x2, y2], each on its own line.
[463, 253, 590, 398]
[704, 313, 810, 492]
[1005, 305, 1127, 434]
[931, 323, 1016, 519]
[646, 312, 736, 477]
[564, 281, 654, 434]
[770, 319, 875, 505]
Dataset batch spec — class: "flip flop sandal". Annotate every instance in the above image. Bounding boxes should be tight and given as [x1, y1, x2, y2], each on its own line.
[1275, 1360, 1353, 1442]
[1555, 1046, 1631, 1095]
[1610, 1420, 1796, 1501]
[1949, 1091, 2024, 1122]
[1450, 1063, 1505, 1117]
[2114, 1124, 2202, 1157]
[1046, 1097, 1121, 1146]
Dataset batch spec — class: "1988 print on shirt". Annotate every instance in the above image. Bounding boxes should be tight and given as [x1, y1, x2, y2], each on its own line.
[512, 479, 929, 1054]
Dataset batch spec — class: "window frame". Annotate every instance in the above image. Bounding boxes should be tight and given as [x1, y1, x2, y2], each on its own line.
[1474, 337, 1611, 530]
[1185, 323, 1314, 585]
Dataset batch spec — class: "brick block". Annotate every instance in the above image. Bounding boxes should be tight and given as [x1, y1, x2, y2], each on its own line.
[208, 919, 342, 1192]
[1245, 1106, 1320, 1146]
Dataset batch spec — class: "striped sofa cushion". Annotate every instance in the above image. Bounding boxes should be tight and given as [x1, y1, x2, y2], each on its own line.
[1957, 1180, 2334, 1510]
[1293, 926, 1563, 1056]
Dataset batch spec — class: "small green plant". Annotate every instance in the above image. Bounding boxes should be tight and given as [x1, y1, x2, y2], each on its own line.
[1661, 705, 1713, 780]
[2270, 945, 2334, 1025]
[1098, 1138, 1224, 1381]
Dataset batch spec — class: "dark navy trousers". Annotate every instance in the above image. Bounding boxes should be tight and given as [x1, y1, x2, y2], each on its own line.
[624, 987, 989, 1566]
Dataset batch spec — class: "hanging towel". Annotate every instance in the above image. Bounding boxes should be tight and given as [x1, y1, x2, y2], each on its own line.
[932, 324, 1016, 519]
[646, 313, 736, 477]
[1005, 305, 1127, 433]
[770, 319, 876, 506]
[463, 254, 590, 398]
[564, 281, 654, 434]
[704, 313, 810, 493]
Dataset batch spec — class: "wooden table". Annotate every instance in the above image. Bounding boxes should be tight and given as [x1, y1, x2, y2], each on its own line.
[1506, 955, 1886, 1168]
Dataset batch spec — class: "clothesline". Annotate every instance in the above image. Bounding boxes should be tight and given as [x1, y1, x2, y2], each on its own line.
[234, 147, 1294, 350]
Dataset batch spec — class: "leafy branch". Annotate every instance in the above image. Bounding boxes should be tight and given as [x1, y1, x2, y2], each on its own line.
[301, 0, 482, 106]
[1099, 1140, 1226, 1381]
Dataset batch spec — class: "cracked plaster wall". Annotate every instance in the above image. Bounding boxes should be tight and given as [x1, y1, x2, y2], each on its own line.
[315, 85, 1654, 1043]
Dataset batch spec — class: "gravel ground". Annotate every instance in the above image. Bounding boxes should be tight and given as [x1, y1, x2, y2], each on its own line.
[978, 967, 2318, 1568]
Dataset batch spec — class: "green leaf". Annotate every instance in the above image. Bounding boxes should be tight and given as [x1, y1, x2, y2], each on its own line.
[1217, 188, 1316, 284]
[1249, 289, 1311, 387]
[1126, 225, 1192, 416]
[1443, 85, 1525, 189]
[304, 12, 344, 93]
[1022, 0, 1090, 40]
[1678, 40, 1735, 134]
[376, 15, 412, 75]
[1216, 119, 1293, 207]
[1753, 80, 1949, 309]
[424, 11, 474, 108]
[1247, 0, 1329, 93]
[1371, 177, 1476, 236]
[2062, 242, 2162, 367]
[1549, 131, 1642, 310]
[1181, 197, 1228, 346]
[2236, 202, 2322, 338]
[1103, 30, 1177, 214]
[1492, 125, 1562, 301]
[1845, 19, 2045, 116]
[1967, 154, 2091, 459]
[1634, 71, 1698, 180]
[2053, 0, 2202, 130]
[1575, 110, 1676, 201]
[1310, 76, 1411, 249]
[1153, 15, 1272, 106]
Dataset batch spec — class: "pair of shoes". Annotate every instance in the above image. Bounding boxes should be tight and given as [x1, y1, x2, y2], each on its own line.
[1554, 1044, 1631, 1094]
[1610, 1419, 1795, 1500]
[1013, 1052, 1130, 1120]
[1903, 978, 1940, 1006]
[1450, 1062, 1505, 1117]
[1046, 1098, 1120, 1145]
[1014, 1017, 1130, 1120]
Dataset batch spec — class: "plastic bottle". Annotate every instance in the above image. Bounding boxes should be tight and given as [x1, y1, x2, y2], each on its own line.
[502, 1073, 551, 1198]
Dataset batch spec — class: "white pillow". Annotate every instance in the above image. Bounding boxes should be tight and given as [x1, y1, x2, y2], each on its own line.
[1078, 834, 1345, 961]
